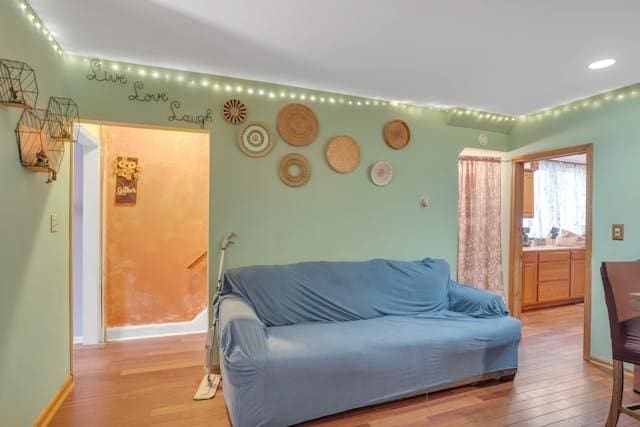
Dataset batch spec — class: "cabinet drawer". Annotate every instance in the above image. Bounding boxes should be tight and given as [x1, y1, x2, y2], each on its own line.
[538, 280, 571, 302]
[522, 251, 538, 263]
[571, 250, 586, 260]
[539, 251, 571, 262]
[538, 261, 570, 282]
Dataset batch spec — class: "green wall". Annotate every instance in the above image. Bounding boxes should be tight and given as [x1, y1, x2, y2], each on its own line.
[0, 2, 71, 426]
[61, 62, 509, 272]
[1, 1, 512, 423]
[508, 89, 640, 360]
[8, 0, 638, 422]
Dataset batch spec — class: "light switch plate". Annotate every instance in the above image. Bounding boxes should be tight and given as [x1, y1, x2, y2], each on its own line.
[612, 224, 624, 241]
[50, 213, 59, 233]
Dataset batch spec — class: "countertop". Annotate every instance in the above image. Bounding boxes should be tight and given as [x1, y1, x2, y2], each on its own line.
[522, 245, 585, 252]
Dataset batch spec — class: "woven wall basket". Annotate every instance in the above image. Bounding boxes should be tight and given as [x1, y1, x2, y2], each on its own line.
[370, 160, 393, 186]
[279, 153, 311, 187]
[276, 103, 319, 146]
[238, 122, 274, 157]
[383, 119, 411, 150]
[223, 99, 247, 124]
[326, 135, 360, 173]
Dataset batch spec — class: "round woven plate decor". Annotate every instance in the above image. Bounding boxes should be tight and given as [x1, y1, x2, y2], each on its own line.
[223, 99, 247, 124]
[326, 136, 360, 173]
[383, 119, 411, 150]
[276, 103, 319, 146]
[279, 153, 311, 187]
[238, 123, 274, 158]
[370, 160, 393, 186]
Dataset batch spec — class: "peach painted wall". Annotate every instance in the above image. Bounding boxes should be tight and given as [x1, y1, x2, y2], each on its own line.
[103, 125, 209, 327]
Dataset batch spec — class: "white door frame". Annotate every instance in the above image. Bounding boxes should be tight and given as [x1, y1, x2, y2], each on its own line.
[72, 124, 104, 345]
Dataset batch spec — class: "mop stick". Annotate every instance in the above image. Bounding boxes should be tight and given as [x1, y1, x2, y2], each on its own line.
[193, 232, 236, 400]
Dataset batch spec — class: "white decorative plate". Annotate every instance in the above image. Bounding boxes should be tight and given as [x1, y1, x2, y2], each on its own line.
[371, 160, 393, 186]
[238, 122, 274, 157]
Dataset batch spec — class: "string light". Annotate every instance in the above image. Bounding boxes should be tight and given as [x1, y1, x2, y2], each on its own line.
[15, 1, 640, 123]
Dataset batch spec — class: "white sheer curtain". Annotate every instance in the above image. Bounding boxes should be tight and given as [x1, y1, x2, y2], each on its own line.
[457, 156, 503, 295]
[527, 160, 586, 237]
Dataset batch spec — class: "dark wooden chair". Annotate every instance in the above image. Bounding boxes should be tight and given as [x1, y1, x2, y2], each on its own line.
[600, 262, 640, 426]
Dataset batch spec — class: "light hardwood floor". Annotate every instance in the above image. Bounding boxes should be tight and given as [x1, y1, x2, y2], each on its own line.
[51, 304, 640, 426]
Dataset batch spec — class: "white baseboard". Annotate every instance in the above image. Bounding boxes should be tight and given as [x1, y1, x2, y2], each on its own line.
[73, 336, 83, 344]
[106, 308, 208, 341]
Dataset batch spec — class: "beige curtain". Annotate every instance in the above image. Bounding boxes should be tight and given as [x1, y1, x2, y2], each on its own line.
[457, 156, 503, 295]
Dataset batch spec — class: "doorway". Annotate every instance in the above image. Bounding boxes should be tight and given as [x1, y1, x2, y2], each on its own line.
[71, 122, 210, 347]
[508, 144, 593, 360]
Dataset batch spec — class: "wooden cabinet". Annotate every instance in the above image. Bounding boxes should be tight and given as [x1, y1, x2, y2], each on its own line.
[522, 254, 538, 306]
[522, 248, 585, 310]
[570, 251, 586, 298]
[523, 171, 534, 218]
[538, 280, 571, 302]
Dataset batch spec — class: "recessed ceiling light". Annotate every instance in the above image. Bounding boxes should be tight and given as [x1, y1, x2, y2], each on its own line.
[588, 58, 616, 70]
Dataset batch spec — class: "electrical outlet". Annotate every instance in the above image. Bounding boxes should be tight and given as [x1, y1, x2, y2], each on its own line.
[612, 224, 624, 241]
[50, 213, 59, 233]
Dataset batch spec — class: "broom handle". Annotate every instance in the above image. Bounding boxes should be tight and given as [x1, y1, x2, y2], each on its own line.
[215, 249, 225, 292]
[204, 232, 236, 375]
[216, 232, 236, 291]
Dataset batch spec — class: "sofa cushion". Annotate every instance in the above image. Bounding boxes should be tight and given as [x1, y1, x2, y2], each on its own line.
[221, 258, 451, 326]
[253, 313, 521, 426]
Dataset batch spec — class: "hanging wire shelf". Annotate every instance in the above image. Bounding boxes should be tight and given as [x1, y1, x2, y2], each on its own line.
[44, 97, 79, 143]
[0, 59, 38, 109]
[15, 108, 64, 183]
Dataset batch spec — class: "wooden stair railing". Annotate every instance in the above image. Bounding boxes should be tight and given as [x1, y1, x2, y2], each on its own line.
[187, 251, 207, 270]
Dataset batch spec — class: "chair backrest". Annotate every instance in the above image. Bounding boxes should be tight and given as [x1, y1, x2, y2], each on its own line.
[600, 261, 640, 364]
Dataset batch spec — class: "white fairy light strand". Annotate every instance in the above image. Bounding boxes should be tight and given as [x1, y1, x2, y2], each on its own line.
[517, 86, 640, 122]
[18, 1, 64, 57]
[16, 1, 640, 121]
[78, 58, 410, 111]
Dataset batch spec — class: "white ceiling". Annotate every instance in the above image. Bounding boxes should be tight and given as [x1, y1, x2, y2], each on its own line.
[29, 0, 640, 115]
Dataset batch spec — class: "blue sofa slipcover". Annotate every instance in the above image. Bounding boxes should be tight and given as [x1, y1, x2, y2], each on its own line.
[217, 258, 521, 426]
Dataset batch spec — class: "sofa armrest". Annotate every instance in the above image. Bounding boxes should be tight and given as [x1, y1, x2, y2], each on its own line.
[217, 295, 269, 425]
[448, 280, 509, 318]
[217, 294, 267, 363]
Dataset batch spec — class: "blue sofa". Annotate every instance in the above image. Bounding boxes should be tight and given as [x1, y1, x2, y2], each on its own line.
[217, 258, 521, 426]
